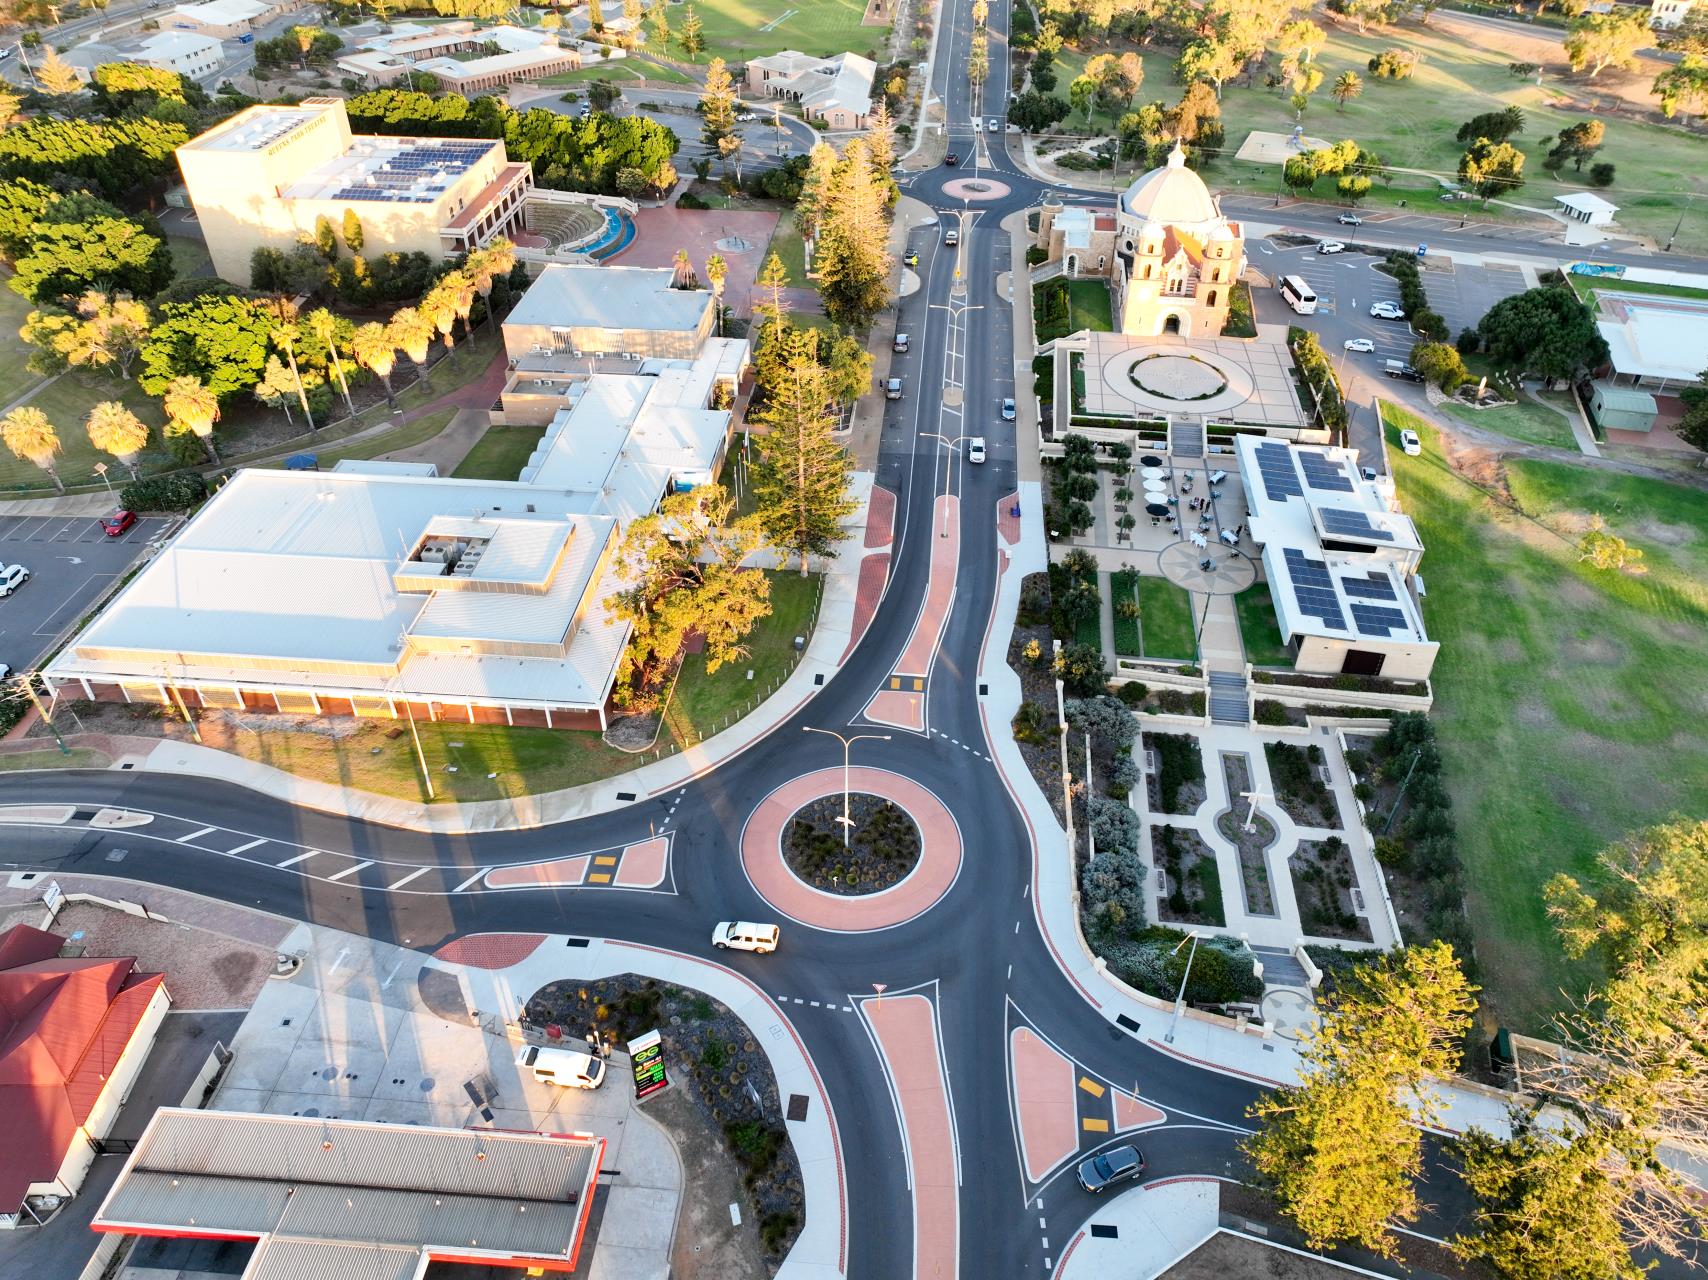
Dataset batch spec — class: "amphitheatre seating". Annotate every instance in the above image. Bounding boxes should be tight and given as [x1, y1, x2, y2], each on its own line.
[524, 202, 605, 251]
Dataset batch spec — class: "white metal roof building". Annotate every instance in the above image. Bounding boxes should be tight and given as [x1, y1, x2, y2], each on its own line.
[134, 30, 225, 79]
[1554, 191, 1619, 227]
[503, 264, 716, 364]
[168, 0, 277, 37]
[1592, 289, 1708, 392]
[1235, 436, 1438, 681]
[92, 1108, 605, 1279]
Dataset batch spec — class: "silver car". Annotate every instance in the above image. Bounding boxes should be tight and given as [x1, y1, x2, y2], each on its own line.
[1077, 1144, 1145, 1193]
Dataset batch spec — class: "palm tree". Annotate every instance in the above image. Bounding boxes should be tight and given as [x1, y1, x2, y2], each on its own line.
[254, 356, 301, 430]
[1333, 70, 1362, 111]
[468, 238, 516, 338]
[84, 401, 149, 479]
[388, 306, 436, 388]
[445, 272, 477, 346]
[306, 308, 355, 418]
[421, 279, 460, 354]
[162, 376, 221, 464]
[671, 248, 695, 290]
[704, 253, 727, 336]
[270, 322, 316, 431]
[352, 322, 399, 408]
[0, 407, 64, 493]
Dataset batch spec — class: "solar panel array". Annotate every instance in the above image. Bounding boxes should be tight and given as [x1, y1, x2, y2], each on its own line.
[1351, 603, 1410, 636]
[1299, 451, 1353, 492]
[1283, 547, 1346, 632]
[1341, 572, 1397, 601]
[1253, 442, 1302, 502]
[328, 141, 494, 204]
[1319, 507, 1395, 543]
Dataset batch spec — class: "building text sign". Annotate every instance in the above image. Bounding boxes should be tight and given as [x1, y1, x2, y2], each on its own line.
[628, 1029, 669, 1101]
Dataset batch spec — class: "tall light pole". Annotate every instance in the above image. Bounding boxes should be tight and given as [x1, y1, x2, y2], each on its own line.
[1164, 929, 1204, 1044]
[802, 726, 892, 847]
[93, 462, 113, 495]
[919, 430, 976, 537]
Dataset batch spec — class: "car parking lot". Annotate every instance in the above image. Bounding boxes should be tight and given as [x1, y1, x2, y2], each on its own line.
[0, 513, 168, 673]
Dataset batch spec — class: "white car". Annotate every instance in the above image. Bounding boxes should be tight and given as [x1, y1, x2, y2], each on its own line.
[1343, 338, 1376, 353]
[516, 1044, 606, 1089]
[1001, 397, 1016, 421]
[1370, 302, 1406, 320]
[712, 921, 781, 953]
[968, 437, 987, 463]
[1400, 429, 1422, 456]
[1317, 240, 1345, 255]
[0, 564, 28, 597]
[735, 110, 756, 122]
[987, 117, 1000, 132]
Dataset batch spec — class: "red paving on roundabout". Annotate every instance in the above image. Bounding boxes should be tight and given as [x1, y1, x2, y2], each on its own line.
[1010, 1026, 1079, 1182]
[741, 766, 963, 931]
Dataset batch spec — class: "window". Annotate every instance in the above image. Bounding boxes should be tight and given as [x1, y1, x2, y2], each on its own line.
[1206, 289, 1217, 306]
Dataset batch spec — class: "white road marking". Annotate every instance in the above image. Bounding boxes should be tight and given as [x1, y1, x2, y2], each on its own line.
[453, 867, 490, 892]
[388, 866, 431, 890]
[228, 838, 267, 855]
[276, 850, 317, 867]
[177, 825, 216, 843]
[325, 860, 374, 881]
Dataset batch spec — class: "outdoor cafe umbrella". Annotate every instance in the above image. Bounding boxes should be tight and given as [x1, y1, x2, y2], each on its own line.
[1140, 454, 1165, 467]
[1145, 502, 1171, 517]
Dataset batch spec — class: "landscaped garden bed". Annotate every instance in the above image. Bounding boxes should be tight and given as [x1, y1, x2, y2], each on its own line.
[523, 975, 803, 1268]
[783, 794, 920, 894]
[1143, 732, 1205, 816]
[1263, 741, 1341, 829]
[1153, 823, 1225, 927]
[1215, 752, 1276, 916]
[1289, 836, 1373, 942]
[1254, 699, 1396, 727]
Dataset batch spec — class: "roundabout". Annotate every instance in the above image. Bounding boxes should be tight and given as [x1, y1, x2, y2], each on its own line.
[741, 766, 963, 931]
[941, 177, 1012, 202]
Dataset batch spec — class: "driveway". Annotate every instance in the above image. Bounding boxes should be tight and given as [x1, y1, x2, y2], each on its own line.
[0, 513, 168, 674]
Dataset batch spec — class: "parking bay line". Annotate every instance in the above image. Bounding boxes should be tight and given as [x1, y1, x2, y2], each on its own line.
[176, 826, 217, 843]
[388, 865, 431, 890]
[325, 860, 374, 882]
[453, 867, 491, 892]
[275, 850, 318, 868]
[227, 838, 267, 856]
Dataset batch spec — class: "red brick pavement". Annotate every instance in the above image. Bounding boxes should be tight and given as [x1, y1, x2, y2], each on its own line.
[433, 932, 547, 968]
[618, 206, 781, 318]
[841, 552, 890, 665]
[865, 484, 895, 549]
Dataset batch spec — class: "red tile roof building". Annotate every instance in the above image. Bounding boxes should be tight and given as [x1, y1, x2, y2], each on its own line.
[0, 923, 171, 1227]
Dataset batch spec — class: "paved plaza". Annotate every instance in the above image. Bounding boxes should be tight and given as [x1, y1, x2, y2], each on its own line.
[1077, 327, 1308, 427]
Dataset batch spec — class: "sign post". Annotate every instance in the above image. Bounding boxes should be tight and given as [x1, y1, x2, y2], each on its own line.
[628, 1029, 669, 1101]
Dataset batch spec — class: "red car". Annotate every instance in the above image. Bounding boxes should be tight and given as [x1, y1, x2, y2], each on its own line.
[100, 510, 137, 537]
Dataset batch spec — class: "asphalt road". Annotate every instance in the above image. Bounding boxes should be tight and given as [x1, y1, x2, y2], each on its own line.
[3, 4, 1706, 1276]
[0, 512, 166, 675]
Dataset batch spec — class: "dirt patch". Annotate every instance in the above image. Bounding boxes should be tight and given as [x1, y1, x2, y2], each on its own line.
[1512, 699, 1557, 728]
[1559, 632, 1626, 666]
[1634, 517, 1697, 547]
[604, 711, 663, 752]
[524, 975, 802, 1273]
[782, 793, 921, 894]
[651, 1086, 770, 1280]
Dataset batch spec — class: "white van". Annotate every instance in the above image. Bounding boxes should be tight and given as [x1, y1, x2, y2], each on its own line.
[711, 921, 781, 953]
[516, 1044, 606, 1089]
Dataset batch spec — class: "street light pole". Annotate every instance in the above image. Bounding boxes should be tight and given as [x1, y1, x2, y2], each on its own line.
[802, 726, 892, 847]
[1164, 929, 1204, 1044]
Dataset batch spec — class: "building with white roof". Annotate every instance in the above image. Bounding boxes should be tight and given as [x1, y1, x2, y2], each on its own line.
[1587, 285, 1708, 394]
[134, 30, 224, 79]
[336, 20, 588, 91]
[1650, 0, 1694, 27]
[1554, 191, 1619, 228]
[1235, 435, 1438, 681]
[745, 50, 876, 129]
[176, 97, 532, 281]
[45, 274, 749, 729]
[56, 42, 123, 83]
[168, 0, 289, 39]
[502, 264, 716, 366]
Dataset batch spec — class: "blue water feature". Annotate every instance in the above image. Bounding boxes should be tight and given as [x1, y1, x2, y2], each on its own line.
[584, 207, 636, 260]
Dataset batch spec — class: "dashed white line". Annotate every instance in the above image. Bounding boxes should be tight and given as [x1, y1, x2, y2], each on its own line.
[325, 860, 374, 882]
[228, 838, 267, 855]
[177, 825, 216, 843]
[810, 1000, 821, 1007]
[275, 850, 317, 868]
[453, 867, 490, 892]
[388, 866, 431, 890]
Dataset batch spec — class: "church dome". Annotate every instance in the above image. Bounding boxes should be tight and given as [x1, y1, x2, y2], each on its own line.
[1120, 143, 1219, 226]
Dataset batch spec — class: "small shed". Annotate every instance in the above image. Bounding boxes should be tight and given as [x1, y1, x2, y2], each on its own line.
[1589, 380, 1658, 433]
[1555, 192, 1619, 227]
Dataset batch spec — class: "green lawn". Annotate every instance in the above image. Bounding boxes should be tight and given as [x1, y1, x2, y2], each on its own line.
[543, 55, 695, 86]
[166, 235, 212, 280]
[0, 368, 168, 497]
[664, 570, 822, 746]
[764, 214, 809, 287]
[1383, 399, 1708, 1031]
[1046, 19, 1708, 251]
[1035, 279, 1114, 344]
[1111, 568, 1141, 656]
[452, 425, 546, 480]
[1234, 583, 1293, 668]
[1567, 274, 1708, 307]
[684, 0, 888, 64]
[1136, 575, 1196, 660]
[1439, 397, 1578, 450]
[0, 288, 43, 410]
[256, 408, 459, 471]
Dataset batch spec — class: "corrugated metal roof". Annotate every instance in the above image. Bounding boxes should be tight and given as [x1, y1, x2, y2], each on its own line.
[100, 1169, 289, 1233]
[245, 1238, 422, 1280]
[278, 1183, 582, 1254]
[506, 265, 710, 335]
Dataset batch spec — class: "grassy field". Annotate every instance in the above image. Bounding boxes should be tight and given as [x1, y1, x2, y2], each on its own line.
[1439, 397, 1579, 450]
[0, 367, 168, 497]
[452, 425, 546, 480]
[1234, 583, 1294, 668]
[257, 408, 459, 471]
[685, 0, 889, 64]
[764, 214, 809, 286]
[663, 569, 821, 747]
[1035, 279, 1114, 344]
[543, 55, 695, 86]
[166, 235, 212, 280]
[1136, 574, 1196, 660]
[0, 288, 43, 411]
[1111, 568, 1141, 655]
[1045, 19, 1708, 251]
[1382, 399, 1708, 1031]
[1566, 274, 1708, 306]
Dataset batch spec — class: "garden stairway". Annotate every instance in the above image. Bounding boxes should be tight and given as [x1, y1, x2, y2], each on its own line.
[1253, 945, 1311, 990]
[1170, 422, 1203, 457]
[1208, 669, 1249, 727]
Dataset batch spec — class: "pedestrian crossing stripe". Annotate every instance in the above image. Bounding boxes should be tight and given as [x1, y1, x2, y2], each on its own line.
[890, 676, 901, 689]
[913, 678, 924, 691]
[594, 856, 617, 866]
[1082, 1118, 1109, 1132]
[589, 873, 612, 884]
[1078, 1077, 1105, 1097]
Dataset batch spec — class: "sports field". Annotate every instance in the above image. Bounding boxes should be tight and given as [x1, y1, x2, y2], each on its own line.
[687, 0, 889, 64]
[1044, 18, 1708, 251]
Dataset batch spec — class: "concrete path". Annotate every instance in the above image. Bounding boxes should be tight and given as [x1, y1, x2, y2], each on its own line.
[1525, 384, 1602, 458]
[1054, 1178, 1221, 1280]
[365, 405, 494, 474]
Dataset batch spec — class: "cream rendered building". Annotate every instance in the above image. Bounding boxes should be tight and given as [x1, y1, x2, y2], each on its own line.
[177, 98, 532, 281]
[1035, 144, 1245, 339]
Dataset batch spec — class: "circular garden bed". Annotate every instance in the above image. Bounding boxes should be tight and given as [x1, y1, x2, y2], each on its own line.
[783, 793, 921, 895]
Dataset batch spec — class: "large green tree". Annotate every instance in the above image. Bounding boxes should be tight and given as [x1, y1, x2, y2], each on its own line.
[139, 294, 279, 398]
[1476, 285, 1609, 383]
[1244, 943, 1476, 1257]
[1564, 9, 1651, 79]
[603, 485, 770, 709]
[750, 354, 858, 576]
[813, 139, 893, 328]
[1458, 137, 1526, 204]
[8, 209, 174, 305]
